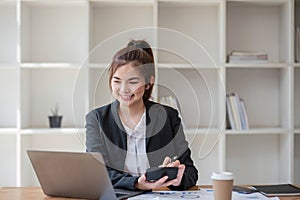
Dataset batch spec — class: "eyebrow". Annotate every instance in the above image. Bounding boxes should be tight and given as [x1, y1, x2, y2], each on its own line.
[112, 76, 140, 81]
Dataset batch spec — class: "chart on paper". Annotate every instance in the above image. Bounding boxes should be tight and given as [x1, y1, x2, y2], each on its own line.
[128, 189, 276, 200]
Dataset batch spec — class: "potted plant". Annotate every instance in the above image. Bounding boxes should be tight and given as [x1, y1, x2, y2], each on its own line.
[48, 104, 63, 128]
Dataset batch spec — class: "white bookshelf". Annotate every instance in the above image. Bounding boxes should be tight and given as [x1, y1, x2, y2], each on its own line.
[0, 134, 18, 187]
[157, 68, 222, 129]
[226, 68, 291, 129]
[89, 67, 112, 109]
[0, 1, 17, 64]
[0, 0, 299, 187]
[157, 1, 222, 66]
[226, 133, 288, 184]
[89, 1, 155, 64]
[0, 68, 18, 128]
[295, 134, 300, 186]
[20, 0, 88, 63]
[20, 68, 86, 129]
[226, 0, 290, 63]
[20, 131, 85, 186]
[295, 67, 300, 129]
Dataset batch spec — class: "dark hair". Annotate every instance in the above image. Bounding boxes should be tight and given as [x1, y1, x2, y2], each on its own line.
[108, 40, 155, 102]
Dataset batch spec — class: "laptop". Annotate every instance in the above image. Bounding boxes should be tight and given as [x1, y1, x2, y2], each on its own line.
[27, 150, 144, 200]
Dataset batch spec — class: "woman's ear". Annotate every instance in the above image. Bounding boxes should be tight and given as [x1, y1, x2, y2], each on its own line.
[150, 76, 155, 84]
[146, 76, 155, 90]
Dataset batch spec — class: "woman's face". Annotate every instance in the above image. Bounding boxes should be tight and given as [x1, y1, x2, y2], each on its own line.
[111, 63, 146, 108]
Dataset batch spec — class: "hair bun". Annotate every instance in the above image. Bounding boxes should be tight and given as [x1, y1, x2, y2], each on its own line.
[127, 40, 153, 58]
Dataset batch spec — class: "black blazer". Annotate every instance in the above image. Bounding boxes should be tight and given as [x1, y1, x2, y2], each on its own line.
[85, 100, 198, 190]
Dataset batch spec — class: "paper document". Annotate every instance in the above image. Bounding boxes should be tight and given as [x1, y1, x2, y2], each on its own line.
[128, 188, 276, 200]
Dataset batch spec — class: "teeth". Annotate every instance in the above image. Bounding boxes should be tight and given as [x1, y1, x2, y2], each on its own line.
[120, 94, 132, 100]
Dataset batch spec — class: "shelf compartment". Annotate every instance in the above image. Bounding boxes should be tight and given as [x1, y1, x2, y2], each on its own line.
[0, 68, 18, 128]
[226, 0, 290, 63]
[0, 134, 17, 186]
[157, 68, 224, 129]
[0, 1, 17, 64]
[89, 1, 155, 63]
[186, 131, 221, 184]
[295, 68, 300, 129]
[295, 129, 300, 134]
[226, 68, 291, 129]
[157, 1, 221, 65]
[20, 68, 86, 129]
[226, 133, 290, 184]
[21, 1, 88, 63]
[20, 133, 85, 186]
[89, 68, 112, 109]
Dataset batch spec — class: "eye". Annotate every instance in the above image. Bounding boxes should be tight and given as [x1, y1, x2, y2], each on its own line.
[113, 80, 121, 84]
[129, 81, 139, 85]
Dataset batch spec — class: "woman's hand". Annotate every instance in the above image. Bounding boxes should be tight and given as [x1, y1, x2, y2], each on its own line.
[162, 157, 185, 187]
[135, 156, 186, 190]
[135, 174, 170, 190]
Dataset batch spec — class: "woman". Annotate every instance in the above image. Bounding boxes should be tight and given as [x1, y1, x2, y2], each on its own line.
[85, 40, 198, 191]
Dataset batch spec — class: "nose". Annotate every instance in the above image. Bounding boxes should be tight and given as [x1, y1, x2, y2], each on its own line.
[120, 82, 130, 93]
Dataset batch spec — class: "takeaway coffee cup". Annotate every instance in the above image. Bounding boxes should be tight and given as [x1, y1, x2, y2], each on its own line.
[211, 172, 234, 200]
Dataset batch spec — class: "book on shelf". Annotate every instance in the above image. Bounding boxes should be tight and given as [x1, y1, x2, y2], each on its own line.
[228, 51, 268, 63]
[226, 93, 249, 130]
[231, 51, 268, 56]
[229, 94, 241, 130]
[159, 95, 185, 129]
[226, 96, 235, 130]
[251, 184, 300, 197]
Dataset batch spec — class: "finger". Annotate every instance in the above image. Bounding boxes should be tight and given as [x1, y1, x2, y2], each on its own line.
[136, 175, 152, 190]
[178, 164, 185, 173]
[154, 176, 172, 188]
[139, 174, 147, 182]
[161, 156, 171, 167]
[159, 178, 177, 187]
[171, 164, 186, 187]
[160, 164, 185, 187]
[167, 160, 180, 167]
[176, 164, 185, 179]
[157, 176, 169, 184]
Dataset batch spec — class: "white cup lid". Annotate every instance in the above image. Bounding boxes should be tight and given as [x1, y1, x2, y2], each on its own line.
[211, 172, 234, 180]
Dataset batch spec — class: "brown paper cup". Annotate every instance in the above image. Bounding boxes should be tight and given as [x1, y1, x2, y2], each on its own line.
[211, 172, 234, 200]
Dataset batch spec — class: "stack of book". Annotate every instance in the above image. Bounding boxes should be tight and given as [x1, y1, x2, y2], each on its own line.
[226, 93, 249, 130]
[228, 51, 268, 63]
[159, 95, 185, 129]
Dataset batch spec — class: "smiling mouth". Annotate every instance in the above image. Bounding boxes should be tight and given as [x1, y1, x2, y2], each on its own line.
[119, 94, 134, 101]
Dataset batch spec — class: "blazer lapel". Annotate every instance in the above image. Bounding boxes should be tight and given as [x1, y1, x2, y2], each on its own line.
[110, 100, 127, 150]
[145, 101, 171, 166]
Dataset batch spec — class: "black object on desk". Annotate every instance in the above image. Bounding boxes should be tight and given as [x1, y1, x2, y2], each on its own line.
[233, 185, 259, 194]
[251, 184, 300, 196]
[145, 167, 178, 182]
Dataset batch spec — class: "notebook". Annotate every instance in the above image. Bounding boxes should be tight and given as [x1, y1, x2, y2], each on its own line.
[27, 150, 144, 200]
[251, 184, 300, 196]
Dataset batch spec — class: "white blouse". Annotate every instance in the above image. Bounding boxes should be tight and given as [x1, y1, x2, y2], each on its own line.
[122, 112, 150, 176]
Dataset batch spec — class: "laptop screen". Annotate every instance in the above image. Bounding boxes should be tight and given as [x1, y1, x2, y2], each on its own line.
[27, 150, 119, 200]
